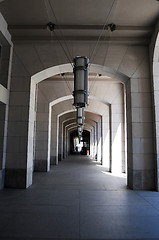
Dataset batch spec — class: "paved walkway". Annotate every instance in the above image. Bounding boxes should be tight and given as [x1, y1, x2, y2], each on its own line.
[0, 155, 159, 239]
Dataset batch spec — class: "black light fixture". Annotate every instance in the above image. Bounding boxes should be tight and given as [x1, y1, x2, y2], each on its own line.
[77, 107, 85, 126]
[73, 56, 89, 108]
[108, 23, 116, 32]
[78, 126, 83, 137]
[47, 22, 55, 31]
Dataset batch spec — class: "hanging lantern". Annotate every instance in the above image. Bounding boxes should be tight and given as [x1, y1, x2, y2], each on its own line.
[78, 125, 83, 137]
[78, 126, 83, 134]
[77, 107, 85, 126]
[78, 133, 82, 138]
[79, 136, 83, 143]
[73, 56, 89, 108]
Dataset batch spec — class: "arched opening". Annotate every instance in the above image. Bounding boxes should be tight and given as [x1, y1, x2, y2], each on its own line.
[59, 111, 100, 161]
[29, 63, 128, 188]
[70, 129, 90, 155]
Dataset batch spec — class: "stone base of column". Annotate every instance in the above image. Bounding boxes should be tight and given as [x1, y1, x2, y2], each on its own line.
[5, 167, 32, 189]
[128, 168, 155, 190]
[0, 169, 5, 190]
[34, 160, 48, 172]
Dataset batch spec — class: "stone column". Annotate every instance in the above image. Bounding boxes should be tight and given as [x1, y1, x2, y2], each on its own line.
[102, 110, 110, 170]
[92, 127, 95, 158]
[58, 117, 63, 161]
[90, 128, 93, 157]
[5, 53, 33, 188]
[0, 47, 12, 189]
[0, 102, 6, 189]
[63, 123, 67, 159]
[94, 123, 97, 160]
[149, 20, 159, 191]
[111, 87, 125, 174]
[97, 119, 102, 163]
[127, 76, 154, 190]
[0, 16, 13, 189]
[34, 94, 49, 172]
[50, 108, 58, 165]
[153, 43, 159, 191]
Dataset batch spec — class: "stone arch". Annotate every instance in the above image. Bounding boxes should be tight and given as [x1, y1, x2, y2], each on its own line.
[31, 63, 129, 84]
[55, 108, 103, 164]
[28, 63, 129, 185]
[31, 62, 127, 170]
[28, 61, 156, 190]
[48, 99, 106, 165]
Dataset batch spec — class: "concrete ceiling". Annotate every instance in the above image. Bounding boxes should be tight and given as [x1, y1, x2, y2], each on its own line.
[0, 0, 158, 129]
[0, 0, 157, 79]
[0, 0, 158, 42]
[39, 72, 120, 102]
[60, 111, 100, 134]
[38, 74, 122, 117]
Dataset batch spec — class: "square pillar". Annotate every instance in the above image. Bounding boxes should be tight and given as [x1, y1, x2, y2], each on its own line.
[5, 53, 33, 188]
[34, 88, 50, 172]
[50, 109, 58, 165]
[126, 77, 155, 190]
[102, 110, 110, 170]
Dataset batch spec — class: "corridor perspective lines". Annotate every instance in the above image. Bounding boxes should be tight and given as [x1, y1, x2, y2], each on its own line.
[0, 156, 159, 239]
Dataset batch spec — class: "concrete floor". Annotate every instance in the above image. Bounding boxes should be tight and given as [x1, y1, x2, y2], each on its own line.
[0, 156, 159, 239]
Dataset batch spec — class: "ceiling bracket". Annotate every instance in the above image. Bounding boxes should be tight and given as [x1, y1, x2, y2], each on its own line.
[47, 22, 55, 31]
[108, 23, 116, 32]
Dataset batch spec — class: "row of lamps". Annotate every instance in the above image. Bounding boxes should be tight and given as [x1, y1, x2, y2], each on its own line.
[73, 56, 89, 141]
